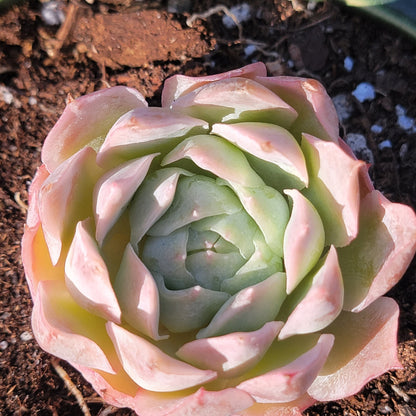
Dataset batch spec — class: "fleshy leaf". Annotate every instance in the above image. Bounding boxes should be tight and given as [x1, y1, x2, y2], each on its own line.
[129, 168, 192, 246]
[65, 219, 121, 323]
[177, 321, 283, 378]
[162, 62, 267, 107]
[191, 210, 258, 259]
[32, 280, 116, 373]
[283, 189, 325, 294]
[301, 133, 366, 247]
[212, 122, 308, 186]
[197, 273, 286, 339]
[162, 134, 264, 188]
[113, 244, 166, 341]
[148, 175, 242, 236]
[229, 182, 289, 257]
[221, 231, 283, 295]
[279, 246, 344, 339]
[169, 77, 298, 126]
[255, 76, 339, 143]
[94, 154, 157, 246]
[186, 250, 246, 291]
[42, 86, 147, 171]
[106, 322, 217, 391]
[240, 394, 315, 416]
[141, 227, 195, 290]
[153, 273, 230, 333]
[307, 297, 401, 401]
[38, 147, 102, 265]
[237, 334, 334, 403]
[339, 190, 416, 311]
[96, 107, 208, 168]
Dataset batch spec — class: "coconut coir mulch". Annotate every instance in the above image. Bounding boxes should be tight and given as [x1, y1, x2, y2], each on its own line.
[1, 0, 416, 415]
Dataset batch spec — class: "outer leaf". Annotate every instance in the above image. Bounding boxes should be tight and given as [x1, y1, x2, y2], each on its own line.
[113, 244, 166, 341]
[96, 107, 208, 168]
[283, 189, 325, 294]
[339, 190, 416, 311]
[42, 86, 147, 171]
[32, 280, 116, 373]
[237, 334, 334, 403]
[255, 76, 339, 143]
[177, 321, 283, 378]
[106, 322, 217, 391]
[38, 147, 102, 265]
[307, 297, 401, 401]
[301, 133, 366, 247]
[65, 219, 121, 323]
[279, 246, 343, 339]
[162, 62, 267, 107]
[212, 122, 308, 186]
[169, 77, 298, 126]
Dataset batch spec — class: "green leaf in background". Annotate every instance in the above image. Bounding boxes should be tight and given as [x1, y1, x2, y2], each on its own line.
[334, 0, 416, 41]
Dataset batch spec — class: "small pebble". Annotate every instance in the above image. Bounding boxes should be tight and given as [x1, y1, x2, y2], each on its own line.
[395, 105, 416, 132]
[352, 82, 375, 103]
[0, 86, 14, 105]
[344, 56, 354, 72]
[399, 143, 409, 159]
[332, 93, 353, 122]
[371, 124, 383, 134]
[222, 4, 251, 29]
[0, 341, 8, 350]
[378, 140, 392, 150]
[345, 133, 374, 165]
[244, 44, 257, 57]
[41, 0, 65, 26]
[20, 331, 33, 342]
[28, 96, 37, 106]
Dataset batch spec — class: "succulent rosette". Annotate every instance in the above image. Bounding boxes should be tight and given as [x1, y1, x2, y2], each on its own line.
[22, 62, 416, 415]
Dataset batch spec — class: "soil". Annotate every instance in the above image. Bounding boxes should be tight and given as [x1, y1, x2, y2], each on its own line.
[1, 0, 416, 415]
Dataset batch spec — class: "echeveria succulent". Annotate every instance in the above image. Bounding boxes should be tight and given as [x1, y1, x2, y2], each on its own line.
[22, 62, 416, 415]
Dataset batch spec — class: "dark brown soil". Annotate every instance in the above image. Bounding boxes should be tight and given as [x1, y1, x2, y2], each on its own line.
[1, 0, 415, 415]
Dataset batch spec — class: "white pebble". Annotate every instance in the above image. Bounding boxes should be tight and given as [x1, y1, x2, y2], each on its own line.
[28, 96, 37, 105]
[371, 124, 383, 134]
[244, 44, 257, 57]
[0, 341, 8, 350]
[332, 94, 353, 122]
[222, 4, 251, 29]
[395, 105, 416, 132]
[378, 140, 392, 150]
[352, 82, 375, 103]
[41, 1, 65, 26]
[20, 331, 33, 342]
[344, 56, 354, 72]
[0, 86, 14, 105]
[345, 133, 374, 165]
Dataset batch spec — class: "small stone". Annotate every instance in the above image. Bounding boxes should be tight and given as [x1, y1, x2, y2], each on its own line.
[345, 133, 374, 165]
[244, 44, 257, 57]
[20, 331, 33, 342]
[371, 124, 383, 134]
[28, 96, 37, 105]
[379, 140, 392, 150]
[352, 82, 375, 103]
[344, 56, 354, 72]
[41, 1, 66, 26]
[395, 105, 416, 132]
[0, 341, 8, 350]
[332, 94, 353, 122]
